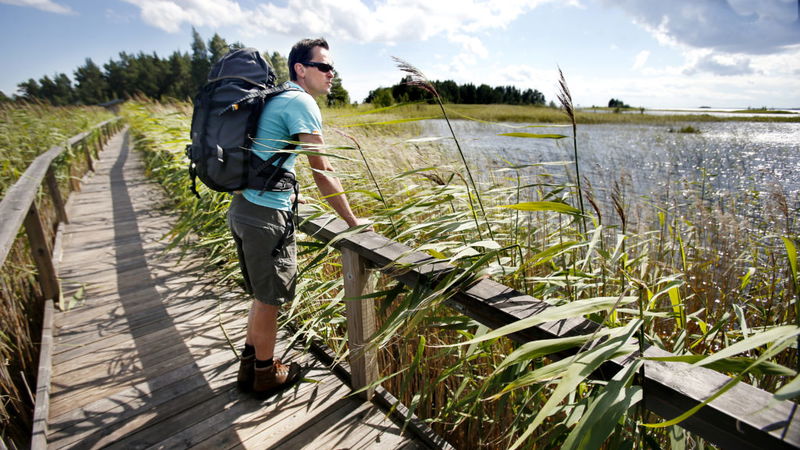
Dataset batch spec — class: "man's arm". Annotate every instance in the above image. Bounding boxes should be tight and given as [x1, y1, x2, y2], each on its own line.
[299, 133, 367, 228]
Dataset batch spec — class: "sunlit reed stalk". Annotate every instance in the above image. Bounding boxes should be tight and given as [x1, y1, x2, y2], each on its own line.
[332, 128, 398, 236]
[556, 68, 588, 234]
[392, 56, 495, 244]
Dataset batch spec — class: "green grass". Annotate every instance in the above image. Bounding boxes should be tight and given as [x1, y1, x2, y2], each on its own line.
[0, 102, 113, 196]
[125, 98, 799, 449]
[327, 102, 800, 127]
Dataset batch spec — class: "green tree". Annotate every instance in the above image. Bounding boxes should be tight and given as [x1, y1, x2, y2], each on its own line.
[37, 73, 75, 105]
[208, 33, 230, 63]
[190, 27, 210, 92]
[459, 83, 477, 104]
[17, 78, 41, 101]
[74, 58, 108, 104]
[0, 90, 10, 102]
[163, 51, 193, 99]
[476, 84, 493, 104]
[435, 80, 460, 103]
[104, 54, 132, 99]
[269, 51, 289, 84]
[608, 98, 629, 108]
[366, 87, 394, 107]
[327, 73, 350, 107]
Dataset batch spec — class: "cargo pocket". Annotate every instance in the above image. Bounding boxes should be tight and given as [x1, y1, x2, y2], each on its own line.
[274, 237, 297, 299]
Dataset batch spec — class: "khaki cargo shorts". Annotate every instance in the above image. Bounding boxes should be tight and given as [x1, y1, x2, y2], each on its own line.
[227, 195, 296, 306]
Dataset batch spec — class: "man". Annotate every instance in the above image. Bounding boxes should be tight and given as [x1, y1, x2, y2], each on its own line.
[228, 38, 369, 396]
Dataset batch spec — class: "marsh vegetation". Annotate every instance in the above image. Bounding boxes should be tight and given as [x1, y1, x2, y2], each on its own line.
[121, 83, 799, 450]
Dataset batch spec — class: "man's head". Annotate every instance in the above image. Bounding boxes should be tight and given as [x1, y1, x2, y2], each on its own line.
[288, 38, 334, 97]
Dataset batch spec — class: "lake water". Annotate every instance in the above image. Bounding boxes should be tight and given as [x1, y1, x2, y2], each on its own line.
[420, 119, 800, 224]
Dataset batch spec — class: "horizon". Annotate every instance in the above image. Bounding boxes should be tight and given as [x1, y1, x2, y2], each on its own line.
[1, 0, 799, 110]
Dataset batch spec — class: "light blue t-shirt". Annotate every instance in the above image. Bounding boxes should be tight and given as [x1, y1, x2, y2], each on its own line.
[242, 82, 323, 211]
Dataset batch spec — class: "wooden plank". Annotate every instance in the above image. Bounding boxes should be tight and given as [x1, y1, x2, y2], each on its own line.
[47, 340, 240, 434]
[49, 331, 261, 449]
[150, 369, 344, 449]
[30, 299, 54, 450]
[44, 168, 68, 225]
[98, 346, 312, 450]
[81, 141, 94, 172]
[342, 248, 379, 400]
[0, 118, 116, 268]
[298, 213, 800, 449]
[24, 202, 60, 300]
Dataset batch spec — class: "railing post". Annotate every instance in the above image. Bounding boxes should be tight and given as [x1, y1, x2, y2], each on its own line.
[82, 141, 94, 172]
[44, 167, 68, 225]
[342, 248, 378, 400]
[93, 133, 102, 158]
[24, 202, 60, 301]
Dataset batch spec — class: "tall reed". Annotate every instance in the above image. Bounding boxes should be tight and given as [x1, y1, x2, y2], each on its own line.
[124, 94, 799, 449]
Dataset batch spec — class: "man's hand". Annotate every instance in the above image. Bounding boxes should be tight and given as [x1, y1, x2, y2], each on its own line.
[350, 217, 374, 232]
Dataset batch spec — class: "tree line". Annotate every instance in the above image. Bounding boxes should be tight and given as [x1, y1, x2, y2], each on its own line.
[3, 29, 351, 107]
[365, 76, 549, 107]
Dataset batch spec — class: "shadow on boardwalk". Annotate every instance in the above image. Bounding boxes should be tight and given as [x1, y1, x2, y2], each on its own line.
[44, 130, 422, 449]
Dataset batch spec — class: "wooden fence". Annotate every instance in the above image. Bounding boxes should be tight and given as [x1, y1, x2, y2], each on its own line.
[298, 213, 800, 449]
[0, 118, 122, 448]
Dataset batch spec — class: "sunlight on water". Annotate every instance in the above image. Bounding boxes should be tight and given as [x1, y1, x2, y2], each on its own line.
[420, 120, 800, 223]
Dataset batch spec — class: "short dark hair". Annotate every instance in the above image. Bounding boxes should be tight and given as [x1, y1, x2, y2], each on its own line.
[288, 38, 329, 81]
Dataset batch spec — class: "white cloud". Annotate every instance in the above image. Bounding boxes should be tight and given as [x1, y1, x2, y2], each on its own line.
[632, 50, 649, 70]
[121, 0, 246, 33]
[601, 0, 800, 55]
[122, 0, 562, 58]
[0, 0, 73, 14]
[683, 52, 756, 76]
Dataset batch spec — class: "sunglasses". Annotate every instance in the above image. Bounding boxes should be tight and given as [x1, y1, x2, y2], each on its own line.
[301, 61, 335, 74]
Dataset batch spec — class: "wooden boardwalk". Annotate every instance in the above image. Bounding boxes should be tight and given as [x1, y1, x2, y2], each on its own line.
[45, 129, 427, 449]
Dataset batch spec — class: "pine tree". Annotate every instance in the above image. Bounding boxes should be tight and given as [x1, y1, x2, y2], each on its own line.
[190, 27, 210, 93]
[269, 51, 289, 84]
[74, 58, 108, 104]
[17, 78, 41, 101]
[208, 33, 229, 63]
[327, 73, 350, 107]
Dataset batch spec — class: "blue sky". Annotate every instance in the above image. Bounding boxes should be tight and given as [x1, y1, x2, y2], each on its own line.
[1, 0, 799, 108]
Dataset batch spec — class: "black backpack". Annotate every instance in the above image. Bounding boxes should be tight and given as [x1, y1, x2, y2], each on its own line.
[186, 47, 300, 198]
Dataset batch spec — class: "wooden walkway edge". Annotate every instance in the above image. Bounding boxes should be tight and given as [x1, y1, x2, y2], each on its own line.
[40, 129, 433, 449]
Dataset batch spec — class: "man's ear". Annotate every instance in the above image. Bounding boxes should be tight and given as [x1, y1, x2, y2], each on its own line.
[294, 63, 305, 80]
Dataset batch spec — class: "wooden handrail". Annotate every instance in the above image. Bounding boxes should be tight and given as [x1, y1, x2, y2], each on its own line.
[0, 118, 121, 298]
[298, 212, 800, 450]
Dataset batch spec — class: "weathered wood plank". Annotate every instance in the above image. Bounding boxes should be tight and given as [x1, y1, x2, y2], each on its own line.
[47, 340, 240, 435]
[24, 202, 60, 300]
[298, 213, 800, 449]
[152, 369, 344, 449]
[31, 300, 54, 450]
[342, 248, 379, 400]
[45, 167, 68, 225]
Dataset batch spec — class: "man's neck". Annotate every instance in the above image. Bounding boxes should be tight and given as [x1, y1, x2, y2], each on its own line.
[291, 79, 311, 96]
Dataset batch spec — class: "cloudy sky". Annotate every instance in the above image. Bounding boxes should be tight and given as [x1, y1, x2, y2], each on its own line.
[1, 0, 799, 108]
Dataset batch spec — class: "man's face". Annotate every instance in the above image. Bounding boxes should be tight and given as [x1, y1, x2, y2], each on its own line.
[299, 46, 334, 98]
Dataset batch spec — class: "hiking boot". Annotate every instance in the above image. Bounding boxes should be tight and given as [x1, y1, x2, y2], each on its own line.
[252, 359, 301, 397]
[237, 354, 255, 391]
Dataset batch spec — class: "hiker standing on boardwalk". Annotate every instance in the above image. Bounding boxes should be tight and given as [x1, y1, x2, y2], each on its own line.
[228, 38, 369, 396]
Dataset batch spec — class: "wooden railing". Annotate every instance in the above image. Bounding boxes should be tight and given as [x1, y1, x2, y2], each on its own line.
[0, 118, 122, 296]
[0, 118, 122, 449]
[298, 213, 800, 450]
